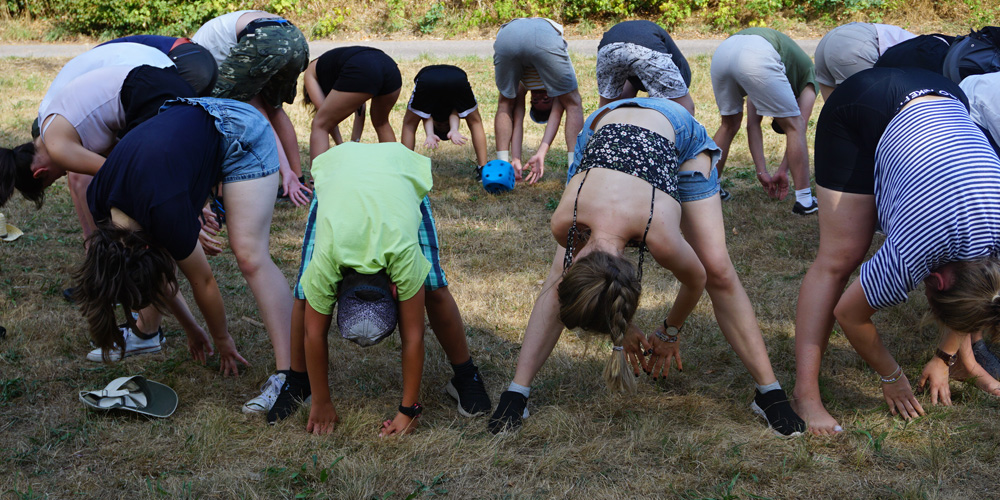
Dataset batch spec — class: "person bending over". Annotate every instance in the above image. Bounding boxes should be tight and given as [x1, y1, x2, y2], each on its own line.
[489, 98, 805, 437]
[794, 67, 1000, 435]
[596, 20, 694, 114]
[401, 64, 487, 171]
[303, 46, 402, 157]
[813, 22, 915, 100]
[493, 17, 584, 184]
[76, 98, 297, 414]
[192, 10, 310, 205]
[284, 142, 490, 435]
[710, 27, 817, 212]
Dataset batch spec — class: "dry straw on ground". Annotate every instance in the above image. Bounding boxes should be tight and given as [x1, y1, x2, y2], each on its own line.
[2, 53, 999, 499]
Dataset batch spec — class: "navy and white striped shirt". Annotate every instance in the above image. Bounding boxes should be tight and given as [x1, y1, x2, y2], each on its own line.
[861, 98, 1000, 309]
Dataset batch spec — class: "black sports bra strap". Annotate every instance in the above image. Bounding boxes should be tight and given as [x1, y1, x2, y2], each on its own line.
[636, 185, 655, 282]
[563, 169, 591, 272]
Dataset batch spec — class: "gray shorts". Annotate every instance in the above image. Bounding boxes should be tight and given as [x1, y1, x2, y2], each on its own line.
[814, 22, 879, 87]
[710, 34, 800, 118]
[597, 42, 688, 99]
[493, 18, 578, 99]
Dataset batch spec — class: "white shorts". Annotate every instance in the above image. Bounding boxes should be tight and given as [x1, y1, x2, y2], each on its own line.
[710, 35, 800, 117]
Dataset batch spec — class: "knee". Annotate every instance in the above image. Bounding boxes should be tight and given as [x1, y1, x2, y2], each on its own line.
[233, 247, 269, 277]
[814, 251, 863, 278]
[703, 258, 740, 293]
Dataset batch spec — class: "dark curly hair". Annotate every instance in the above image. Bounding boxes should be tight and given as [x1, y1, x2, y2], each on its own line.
[73, 223, 178, 362]
[0, 142, 44, 208]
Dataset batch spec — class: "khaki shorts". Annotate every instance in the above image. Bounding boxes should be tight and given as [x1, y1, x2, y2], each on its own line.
[710, 34, 800, 117]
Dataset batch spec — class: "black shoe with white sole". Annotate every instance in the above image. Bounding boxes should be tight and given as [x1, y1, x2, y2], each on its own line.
[792, 196, 819, 215]
[445, 368, 491, 417]
[751, 388, 805, 437]
[487, 391, 529, 435]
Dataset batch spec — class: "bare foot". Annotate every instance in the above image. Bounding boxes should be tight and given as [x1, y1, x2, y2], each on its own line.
[791, 395, 844, 435]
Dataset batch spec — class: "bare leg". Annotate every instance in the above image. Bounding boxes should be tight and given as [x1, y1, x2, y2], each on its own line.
[951, 335, 1000, 395]
[401, 110, 421, 151]
[223, 173, 293, 371]
[775, 114, 811, 192]
[290, 298, 307, 372]
[670, 93, 696, 117]
[558, 90, 584, 156]
[369, 89, 401, 143]
[310, 91, 374, 159]
[425, 287, 471, 364]
[793, 187, 876, 434]
[512, 246, 568, 387]
[465, 109, 488, 167]
[712, 113, 743, 177]
[680, 193, 777, 385]
[819, 83, 835, 102]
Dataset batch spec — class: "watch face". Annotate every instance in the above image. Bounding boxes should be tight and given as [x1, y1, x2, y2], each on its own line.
[666, 326, 679, 336]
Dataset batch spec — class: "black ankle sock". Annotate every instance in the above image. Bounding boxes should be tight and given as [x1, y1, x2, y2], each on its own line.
[288, 369, 308, 383]
[452, 358, 477, 377]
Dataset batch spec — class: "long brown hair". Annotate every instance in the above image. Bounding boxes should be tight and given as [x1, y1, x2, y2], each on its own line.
[557, 250, 641, 393]
[926, 258, 1000, 336]
[73, 223, 178, 362]
[0, 142, 44, 208]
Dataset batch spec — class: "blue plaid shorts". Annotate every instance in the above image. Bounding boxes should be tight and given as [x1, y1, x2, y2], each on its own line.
[293, 195, 447, 299]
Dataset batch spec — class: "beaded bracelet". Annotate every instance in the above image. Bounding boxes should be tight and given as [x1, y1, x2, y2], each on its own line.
[655, 320, 680, 343]
[879, 365, 903, 384]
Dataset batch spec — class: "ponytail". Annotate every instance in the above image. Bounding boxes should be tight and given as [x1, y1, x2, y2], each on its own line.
[74, 223, 178, 362]
[557, 250, 641, 393]
[0, 142, 44, 208]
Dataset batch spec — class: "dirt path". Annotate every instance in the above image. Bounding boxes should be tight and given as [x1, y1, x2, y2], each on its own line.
[0, 39, 821, 59]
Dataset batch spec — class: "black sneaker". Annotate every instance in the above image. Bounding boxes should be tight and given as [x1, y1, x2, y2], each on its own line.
[487, 391, 529, 435]
[267, 373, 312, 424]
[445, 368, 491, 417]
[973, 340, 1000, 380]
[751, 388, 805, 437]
[792, 196, 818, 215]
[719, 187, 732, 202]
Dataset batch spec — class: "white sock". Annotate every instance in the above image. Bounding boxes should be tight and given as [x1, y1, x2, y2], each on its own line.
[507, 382, 530, 398]
[567, 151, 575, 168]
[497, 150, 510, 162]
[795, 188, 813, 206]
[756, 381, 782, 394]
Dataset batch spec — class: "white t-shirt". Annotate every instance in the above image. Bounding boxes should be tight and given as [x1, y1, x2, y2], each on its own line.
[873, 24, 917, 55]
[39, 66, 131, 154]
[961, 73, 1000, 146]
[38, 43, 173, 116]
[191, 10, 258, 65]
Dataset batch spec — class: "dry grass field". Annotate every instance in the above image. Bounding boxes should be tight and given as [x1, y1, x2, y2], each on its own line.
[2, 52, 1000, 499]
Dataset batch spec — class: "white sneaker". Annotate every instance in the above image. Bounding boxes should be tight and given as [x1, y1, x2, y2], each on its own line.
[86, 326, 162, 362]
[242, 373, 286, 414]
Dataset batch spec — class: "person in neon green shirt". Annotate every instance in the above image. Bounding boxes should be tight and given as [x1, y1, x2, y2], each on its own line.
[279, 142, 491, 436]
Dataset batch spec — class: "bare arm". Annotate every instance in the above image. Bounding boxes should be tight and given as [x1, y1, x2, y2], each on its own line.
[835, 280, 925, 419]
[380, 287, 426, 437]
[176, 244, 248, 375]
[42, 116, 105, 175]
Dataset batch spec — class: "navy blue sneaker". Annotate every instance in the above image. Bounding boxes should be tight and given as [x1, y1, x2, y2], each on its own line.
[445, 367, 491, 417]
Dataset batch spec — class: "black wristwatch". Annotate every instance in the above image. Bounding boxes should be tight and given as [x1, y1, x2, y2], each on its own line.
[935, 348, 958, 367]
[398, 402, 423, 418]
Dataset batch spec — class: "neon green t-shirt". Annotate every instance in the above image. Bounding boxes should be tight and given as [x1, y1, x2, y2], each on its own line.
[300, 142, 433, 315]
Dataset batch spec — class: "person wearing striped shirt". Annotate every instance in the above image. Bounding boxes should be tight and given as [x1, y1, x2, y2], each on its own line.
[795, 67, 1000, 434]
[492, 17, 584, 184]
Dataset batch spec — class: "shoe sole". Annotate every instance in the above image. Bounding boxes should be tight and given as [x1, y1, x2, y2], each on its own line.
[85, 344, 162, 362]
[750, 401, 803, 438]
[443, 381, 487, 418]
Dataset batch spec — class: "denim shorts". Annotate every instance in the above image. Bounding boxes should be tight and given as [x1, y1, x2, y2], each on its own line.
[569, 97, 721, 202]
[161, 97, 279, 183]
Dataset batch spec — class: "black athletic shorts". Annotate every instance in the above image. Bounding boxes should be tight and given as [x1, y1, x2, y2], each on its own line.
[873, 34, 955, 75]
[408, 65, 477, 123]
[315, 46, 402, 96]
[815, 67, 968, 194]
[118, 65, 197, 138]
